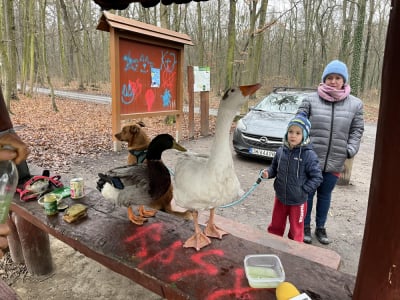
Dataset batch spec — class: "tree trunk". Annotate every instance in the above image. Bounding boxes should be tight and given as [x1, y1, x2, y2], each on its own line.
[39, 0, 58, 112]
[215, 0, 223, 94]
[350, 0, 367, 97]
[159, 3, 169, 29]
[300, 0, 315, 87]
[1, 0, 12, 107]
[56, 0, 70, 85]
[224, 0, 236, 90]
[28, 3, 36, 97]
[242, 0, 257, 85]
[59, 0, 84, 89]
[339, 0, 355, 64]
[360, 0, 375, 93]
[7, 0, 17, 100]
[252, 0, 268, 85]
[196, 2, 204, 66]
[20, 0, 33, 95]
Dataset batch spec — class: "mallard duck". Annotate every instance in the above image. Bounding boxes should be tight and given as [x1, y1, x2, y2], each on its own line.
[173, 84, 262, 250]
[97, 133, 188, 225]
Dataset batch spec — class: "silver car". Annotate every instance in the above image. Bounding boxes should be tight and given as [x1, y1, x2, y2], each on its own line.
[232, 87, 315, 160]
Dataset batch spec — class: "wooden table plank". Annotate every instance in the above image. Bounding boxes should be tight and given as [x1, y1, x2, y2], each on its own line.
[199, 211, 342, 270]
[10, 188, 355, 299]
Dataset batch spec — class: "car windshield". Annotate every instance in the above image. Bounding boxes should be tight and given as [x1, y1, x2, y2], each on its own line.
[254, 93, 305, 113]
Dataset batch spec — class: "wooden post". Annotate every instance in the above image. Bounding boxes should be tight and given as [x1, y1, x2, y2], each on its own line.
[11, 213, 53, 275]
[353, 2, 400, 298]
[200, 91, 209, 136]
[187, 66, 195, 139]
[110, 27, 121, 152]
[7, 214, 24, 263]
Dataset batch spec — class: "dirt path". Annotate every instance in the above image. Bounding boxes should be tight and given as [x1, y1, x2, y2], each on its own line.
[8, 123, 376, 299]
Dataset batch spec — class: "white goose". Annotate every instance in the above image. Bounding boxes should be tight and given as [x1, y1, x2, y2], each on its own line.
[173, 83, 261, 251]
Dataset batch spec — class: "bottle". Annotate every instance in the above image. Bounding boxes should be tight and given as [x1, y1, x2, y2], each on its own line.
[0, 160, 19, 223]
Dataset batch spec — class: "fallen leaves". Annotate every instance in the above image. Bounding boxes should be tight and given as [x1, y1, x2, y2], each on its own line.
[9, 91, 378, 174]
[10, 93, 216, 173]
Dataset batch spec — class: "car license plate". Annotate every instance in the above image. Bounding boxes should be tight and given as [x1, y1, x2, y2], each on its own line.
[249, 148, 276, 158]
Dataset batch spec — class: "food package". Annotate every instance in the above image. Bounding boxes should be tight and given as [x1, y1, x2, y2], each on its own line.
[63, 204, 88, 223]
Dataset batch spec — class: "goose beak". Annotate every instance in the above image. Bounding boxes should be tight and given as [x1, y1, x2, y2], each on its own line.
[239, 83, 262, 97]
[173, 140, 187, 152]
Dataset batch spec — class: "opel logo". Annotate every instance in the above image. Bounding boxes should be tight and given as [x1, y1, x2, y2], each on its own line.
[259, 136, 268, 143]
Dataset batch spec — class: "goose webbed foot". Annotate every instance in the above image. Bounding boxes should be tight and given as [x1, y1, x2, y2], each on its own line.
[138, 205, 157, 218]
[183, 232, 211, 251]
[204, 223, 228, 239]
[127, 207, 147, 225]
[204, 208, 228, 239]
[183, 210, 211, 251]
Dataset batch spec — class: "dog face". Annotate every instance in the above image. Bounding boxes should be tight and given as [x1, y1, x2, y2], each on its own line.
[115, 122, 150, 149]
[115, 122, 150, 165]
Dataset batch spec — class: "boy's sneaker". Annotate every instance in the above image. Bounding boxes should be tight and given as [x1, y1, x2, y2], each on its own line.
[303, 226, 312, 244]
[315, 227, 330, 245]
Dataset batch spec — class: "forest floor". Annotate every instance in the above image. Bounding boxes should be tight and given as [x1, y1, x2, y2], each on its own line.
[1, 87, 379, 299]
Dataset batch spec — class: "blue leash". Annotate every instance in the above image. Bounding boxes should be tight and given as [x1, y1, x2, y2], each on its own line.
[167, 167, 268, 208]
[219, 169, 268, 208]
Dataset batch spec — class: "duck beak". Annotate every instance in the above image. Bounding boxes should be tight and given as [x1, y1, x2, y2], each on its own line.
[173, 140, 187, 152]
[239, 83, 262, 97]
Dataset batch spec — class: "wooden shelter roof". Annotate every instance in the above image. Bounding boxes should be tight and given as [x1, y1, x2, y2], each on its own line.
[93, 0, 208, 10]
[97, 11, 194, 46]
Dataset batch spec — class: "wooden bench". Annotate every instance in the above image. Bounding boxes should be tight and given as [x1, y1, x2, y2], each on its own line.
[8, 187, 355, 299]
[199, 212, 341, 270]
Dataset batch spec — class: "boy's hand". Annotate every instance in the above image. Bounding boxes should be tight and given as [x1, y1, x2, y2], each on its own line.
[262, 169, 269, 179]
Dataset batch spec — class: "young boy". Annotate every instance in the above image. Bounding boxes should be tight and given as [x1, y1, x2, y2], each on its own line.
[262, 114, 322, 242]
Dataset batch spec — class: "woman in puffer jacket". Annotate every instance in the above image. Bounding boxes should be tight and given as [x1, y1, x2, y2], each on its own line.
[262, 115, 322, 242]
[297, 60, 365, 245]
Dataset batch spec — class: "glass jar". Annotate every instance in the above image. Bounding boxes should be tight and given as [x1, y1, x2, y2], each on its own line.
[0, 160, 19, 223]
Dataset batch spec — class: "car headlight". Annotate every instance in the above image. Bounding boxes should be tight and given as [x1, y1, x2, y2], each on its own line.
[236, 118, 247, 131]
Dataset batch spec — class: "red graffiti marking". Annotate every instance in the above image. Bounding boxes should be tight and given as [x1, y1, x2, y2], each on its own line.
[123, 223, 261, 299]
[137, 240, 183, 269]
[161, 70, 176, 90]
[169, 249, 224, 281]
[145, 89, 155, 112]
[206, 268, 257, 300]
[128, 79, 143, 99]
[124, 223, 162, 258]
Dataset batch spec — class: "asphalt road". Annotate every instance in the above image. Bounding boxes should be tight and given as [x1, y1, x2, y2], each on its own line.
[33, 87, 219, 115]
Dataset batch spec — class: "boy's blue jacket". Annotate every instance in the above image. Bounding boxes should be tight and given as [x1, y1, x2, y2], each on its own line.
[267, 143, 323, 205]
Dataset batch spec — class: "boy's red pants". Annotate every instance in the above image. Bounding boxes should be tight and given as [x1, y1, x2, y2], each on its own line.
[267, 196, 307, 242]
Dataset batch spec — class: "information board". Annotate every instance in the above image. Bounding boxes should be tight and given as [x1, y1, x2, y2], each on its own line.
[119, 38, 179, 114]
[193, 66, 210, 92]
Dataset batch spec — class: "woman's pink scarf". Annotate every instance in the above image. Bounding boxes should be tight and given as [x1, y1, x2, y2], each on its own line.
[317, 83, 351, 102]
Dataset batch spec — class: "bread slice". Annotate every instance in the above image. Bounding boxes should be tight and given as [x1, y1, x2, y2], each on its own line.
[63, 204, 88, 223]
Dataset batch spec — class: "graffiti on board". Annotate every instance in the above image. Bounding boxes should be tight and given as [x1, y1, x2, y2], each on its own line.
[119, 38, 179, 114]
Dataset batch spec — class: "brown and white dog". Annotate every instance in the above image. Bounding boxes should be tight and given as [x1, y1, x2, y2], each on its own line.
[115, 121, 150, 165]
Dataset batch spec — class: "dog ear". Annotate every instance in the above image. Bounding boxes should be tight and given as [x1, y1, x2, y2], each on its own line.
[136, 121, 146, 127]
[130, 125, 140, 135]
